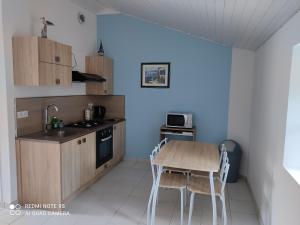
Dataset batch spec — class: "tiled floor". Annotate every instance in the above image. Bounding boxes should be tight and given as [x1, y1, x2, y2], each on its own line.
[0, 160, 260, 225]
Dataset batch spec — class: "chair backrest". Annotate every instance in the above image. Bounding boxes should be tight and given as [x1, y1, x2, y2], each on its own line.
[220, 152, 229, 180]
[219, 143, 227, 165]
[219, 151, 228, 174]
[158, 138, 168, 151]
[219, 161, 230, 194]
[150, 146, 159, 182]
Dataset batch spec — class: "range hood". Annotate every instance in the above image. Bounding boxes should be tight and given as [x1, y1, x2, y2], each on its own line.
[72, 71, 106, 83]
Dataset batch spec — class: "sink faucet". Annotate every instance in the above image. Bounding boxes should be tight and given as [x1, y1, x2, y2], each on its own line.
[44, 104, 59, 133]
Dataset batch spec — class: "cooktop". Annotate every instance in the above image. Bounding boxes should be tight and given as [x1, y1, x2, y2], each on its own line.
[66, 120, 104, 129]
[66, 119, 117, 129]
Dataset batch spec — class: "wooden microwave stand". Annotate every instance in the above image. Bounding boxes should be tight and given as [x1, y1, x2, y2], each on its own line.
[160, 124, 196, 141]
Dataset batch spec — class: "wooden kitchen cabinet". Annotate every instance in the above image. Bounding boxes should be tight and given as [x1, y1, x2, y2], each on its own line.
[113, 121, 125, 163]
[39, 62, 72, 86]
[85, 55, 113, 95]
[79, 134, 96, 186]
[19, 141, 62, 205]
[62, 133, 96, 200]
[12, 36, 72, 86]
[61, 137, 81, 200]
[17, 132, 96, 207]
[38, 38, 72, 66]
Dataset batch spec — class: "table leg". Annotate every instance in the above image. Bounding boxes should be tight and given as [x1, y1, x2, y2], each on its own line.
[209, 171, 217, 225]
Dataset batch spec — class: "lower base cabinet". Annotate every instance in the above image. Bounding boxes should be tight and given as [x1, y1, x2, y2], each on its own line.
[113, 121, 125, 163]
[17, 121, 125, 209]
[61, 133, 96, 200]
[18, 133, 96, 208]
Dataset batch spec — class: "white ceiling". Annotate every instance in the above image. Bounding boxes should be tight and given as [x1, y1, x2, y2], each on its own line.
[70, 0, 300, 50]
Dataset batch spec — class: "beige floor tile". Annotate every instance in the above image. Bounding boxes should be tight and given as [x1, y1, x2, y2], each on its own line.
[0, 162, 259, 225]
[227, 180, 252, 201]
[230, 199, 256, 214]
[0, 209, 24, 224]
[43, 215, 78, 225]
[10, 213, 52, 225]
[231, 212, 259, 225]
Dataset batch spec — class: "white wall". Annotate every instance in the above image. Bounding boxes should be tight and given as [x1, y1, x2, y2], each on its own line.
[0, 0, 96, 204]
[228, 48, 255, 176]
[249, 11, 300, 225]
[0, 0, 6, 204]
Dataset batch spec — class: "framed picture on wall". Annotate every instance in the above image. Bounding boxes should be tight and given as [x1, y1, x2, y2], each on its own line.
[141, 62, 170, 88]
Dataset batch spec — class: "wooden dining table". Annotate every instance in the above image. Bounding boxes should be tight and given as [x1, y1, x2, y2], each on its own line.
[150, 140, 220, 225]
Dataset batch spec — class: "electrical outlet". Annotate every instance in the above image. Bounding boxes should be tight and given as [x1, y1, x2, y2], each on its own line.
[17, 111, 28, 119]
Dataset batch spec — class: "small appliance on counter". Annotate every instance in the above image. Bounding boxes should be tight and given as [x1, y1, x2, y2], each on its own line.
[166, 112, 193, 128]
[94, 105, 106, 120]
[84, 103, 94, 121]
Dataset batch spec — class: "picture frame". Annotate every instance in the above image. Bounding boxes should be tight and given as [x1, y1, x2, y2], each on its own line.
[141, 62, 170, 88]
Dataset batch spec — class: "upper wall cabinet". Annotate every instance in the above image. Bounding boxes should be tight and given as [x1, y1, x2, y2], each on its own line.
[12, 37, 72, 86]
[85, 55, 113, 95]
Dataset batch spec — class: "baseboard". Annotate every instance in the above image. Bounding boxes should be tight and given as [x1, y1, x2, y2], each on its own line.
[244, 177, 265, 225]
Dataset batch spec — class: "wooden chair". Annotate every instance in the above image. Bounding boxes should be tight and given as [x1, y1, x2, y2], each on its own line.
[147, 146, 186, 225]
[187, 161, 230, 225]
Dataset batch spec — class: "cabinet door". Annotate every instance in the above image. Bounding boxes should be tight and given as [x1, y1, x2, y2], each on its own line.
[61, 138, 81, 200]
[86, 82, 106, 95]
[38, 38, 56, 64]
[55, 42, 72, 66]
[113, 122, 125, 163]
[80, 133, 96, 186]
[12, 37, 40, 86]
[20, 140, 61, 205]
[85, 56, 104, 75]
[103, 57, 113, 95]
[85, 56, 113, 95]
[55, 64, 72, 86]
[39, 63, 71, 86]
[39, 62, 55, 86]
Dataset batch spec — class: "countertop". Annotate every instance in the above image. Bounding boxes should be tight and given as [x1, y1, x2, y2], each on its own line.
[16, 118, 125, 144]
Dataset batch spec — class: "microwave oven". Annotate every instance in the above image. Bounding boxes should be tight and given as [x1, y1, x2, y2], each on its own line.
[166, 113, 193, 128]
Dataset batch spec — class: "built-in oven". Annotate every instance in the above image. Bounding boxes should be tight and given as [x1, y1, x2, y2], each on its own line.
[96, 126, 113, 168]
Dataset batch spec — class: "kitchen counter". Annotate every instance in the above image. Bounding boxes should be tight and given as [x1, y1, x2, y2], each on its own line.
[16, 118, 125, 143]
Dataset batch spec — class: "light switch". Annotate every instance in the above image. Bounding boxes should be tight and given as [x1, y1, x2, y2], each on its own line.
[17, 111, 28, 119]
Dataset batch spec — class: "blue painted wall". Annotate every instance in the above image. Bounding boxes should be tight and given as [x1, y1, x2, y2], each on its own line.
[97, 14, 232, 158]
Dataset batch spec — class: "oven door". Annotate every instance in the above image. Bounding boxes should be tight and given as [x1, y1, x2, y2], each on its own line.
[96, 127, 113, 169]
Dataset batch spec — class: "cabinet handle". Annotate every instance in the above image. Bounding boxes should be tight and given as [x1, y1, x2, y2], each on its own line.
[82, 138, 86, 143]
[114, 126, 116, 130]
[77, 140, 81, 145]
[55, 79, 60, 85]
[55, 56, 60, 62]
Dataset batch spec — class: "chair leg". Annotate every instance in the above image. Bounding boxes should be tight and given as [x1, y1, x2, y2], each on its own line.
[180, 189, 184, 225]
[221, 195, 227, 225]
[184, 188, 187, 206]
[188, 192, 195, 225]
[147, 184, 155, 225]
[151, 187, 159, 225]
